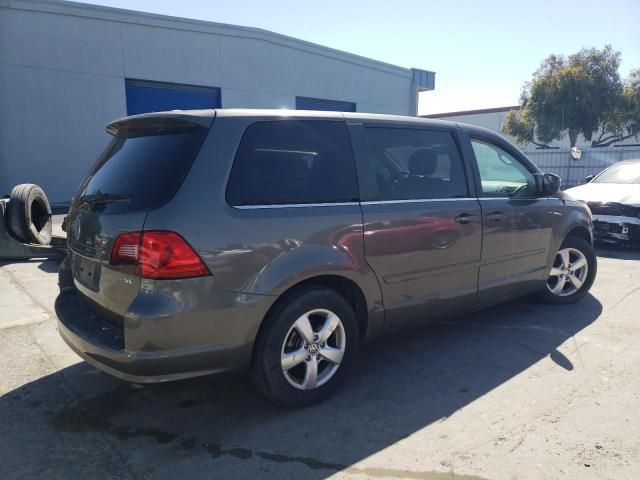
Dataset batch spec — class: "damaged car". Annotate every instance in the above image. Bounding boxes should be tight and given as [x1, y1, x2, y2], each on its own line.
[565, 159, 640, 246]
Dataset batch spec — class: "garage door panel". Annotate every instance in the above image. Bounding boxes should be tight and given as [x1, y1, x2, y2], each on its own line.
[125, 79, 221, 115]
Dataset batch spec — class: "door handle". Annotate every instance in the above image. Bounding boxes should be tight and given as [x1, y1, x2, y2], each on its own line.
[454, 213, 478, 224]
[486, 211, 506, 221]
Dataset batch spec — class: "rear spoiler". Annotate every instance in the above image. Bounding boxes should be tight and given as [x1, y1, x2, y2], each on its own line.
[106, 110, 215, 137]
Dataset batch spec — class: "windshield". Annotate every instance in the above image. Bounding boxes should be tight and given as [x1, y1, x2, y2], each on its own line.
[593, 162, 640, 184]
[76, 126, 208, 214]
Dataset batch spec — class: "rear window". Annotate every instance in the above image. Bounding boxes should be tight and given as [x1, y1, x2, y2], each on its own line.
[76, 123, 207, 214]
[226, 121, 358, 206]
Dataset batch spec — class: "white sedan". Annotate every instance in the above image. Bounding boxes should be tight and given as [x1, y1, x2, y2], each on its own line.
[565, 160, 640, 245]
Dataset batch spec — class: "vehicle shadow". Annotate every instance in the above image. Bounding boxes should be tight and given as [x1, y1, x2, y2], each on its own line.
[0, 258, 63, 270]
[37, 258, 62, 273]
[0, 294, 602, 479]
[596, 244, 640, 260]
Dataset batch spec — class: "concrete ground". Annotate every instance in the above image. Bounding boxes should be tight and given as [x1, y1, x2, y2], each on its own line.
[1, 242, 639, 480]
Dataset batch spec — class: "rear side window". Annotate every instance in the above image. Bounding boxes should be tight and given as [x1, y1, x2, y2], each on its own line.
[362, 127, 468, 201]
[77, 122, 207, 214]
[226, 121, 358, 206]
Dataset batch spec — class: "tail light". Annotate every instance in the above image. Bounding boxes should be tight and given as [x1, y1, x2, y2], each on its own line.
[110, 231, 210, 279]
[110, 232, 141, 265]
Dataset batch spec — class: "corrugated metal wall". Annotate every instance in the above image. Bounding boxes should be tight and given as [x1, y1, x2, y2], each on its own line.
[524, 147, 640, 188]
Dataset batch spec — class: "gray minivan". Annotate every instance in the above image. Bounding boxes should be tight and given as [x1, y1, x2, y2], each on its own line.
[56, 109, 596, 406]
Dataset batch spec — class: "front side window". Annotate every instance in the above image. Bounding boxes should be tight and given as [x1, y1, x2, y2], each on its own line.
[471, 139, 535, 197]
[362, 127, 468, 201]
[226, 121, 358, 206]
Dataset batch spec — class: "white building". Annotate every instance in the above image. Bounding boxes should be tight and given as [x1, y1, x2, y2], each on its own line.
[0, 0, 435, 203]
[424, 106, 639, 150]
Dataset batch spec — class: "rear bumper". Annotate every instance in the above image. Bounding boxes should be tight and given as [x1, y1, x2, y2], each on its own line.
[55, 287, 265, 383]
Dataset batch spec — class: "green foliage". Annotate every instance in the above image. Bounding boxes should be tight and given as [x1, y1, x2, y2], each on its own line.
[623, 69, 640, 137]
[503, 108, 551, 149]
[503, 46, 640, 148]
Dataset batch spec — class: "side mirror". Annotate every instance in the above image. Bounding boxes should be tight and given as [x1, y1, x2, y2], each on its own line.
[584, 174, 594, 183]
[534, 172, 561, 196]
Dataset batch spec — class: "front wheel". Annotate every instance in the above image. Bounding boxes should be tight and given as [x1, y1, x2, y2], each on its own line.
[250, 288, 359, 407]
[537, 236, 597, 304]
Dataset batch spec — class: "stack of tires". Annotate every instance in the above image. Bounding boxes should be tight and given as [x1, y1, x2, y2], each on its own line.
[5, 184, 53, 245]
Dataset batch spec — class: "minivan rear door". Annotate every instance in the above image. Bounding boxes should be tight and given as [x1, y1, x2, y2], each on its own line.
[350, 123, 482, 328]
[66, 115, 210, 316]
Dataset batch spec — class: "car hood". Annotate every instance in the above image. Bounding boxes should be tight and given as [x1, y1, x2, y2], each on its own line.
[565, 183, 640, 206]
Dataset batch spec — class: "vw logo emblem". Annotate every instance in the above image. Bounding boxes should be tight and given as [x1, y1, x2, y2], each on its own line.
[308, 343, 319, 354]
[71, 216, 81, 240]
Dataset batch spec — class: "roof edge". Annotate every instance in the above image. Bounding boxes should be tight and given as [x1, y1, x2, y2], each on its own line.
[422, 105, 520, 118]
[2, 0, 431, 78]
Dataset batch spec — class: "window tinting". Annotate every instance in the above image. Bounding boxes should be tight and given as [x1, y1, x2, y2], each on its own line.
[227, 121, 359, 206]
[362, 127, 468, 200]
[76, 125, 207, 214]
[471, 139, 535, 197]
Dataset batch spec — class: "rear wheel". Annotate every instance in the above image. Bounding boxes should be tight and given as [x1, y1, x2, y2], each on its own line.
[251, 288, 359, 407]
[537, 236, 597, 304]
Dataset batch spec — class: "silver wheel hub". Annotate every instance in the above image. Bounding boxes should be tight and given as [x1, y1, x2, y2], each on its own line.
[280, 308, 346, 391]
[546, 247, 589, 297]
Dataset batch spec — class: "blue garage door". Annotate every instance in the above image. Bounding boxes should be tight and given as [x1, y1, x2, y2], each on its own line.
[125, 79, 221, 115]
[296, 96, 356, 112]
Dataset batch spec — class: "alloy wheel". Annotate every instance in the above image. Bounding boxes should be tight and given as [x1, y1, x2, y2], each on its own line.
[546, 247, 589, 296]
[280, 309, 346, 390]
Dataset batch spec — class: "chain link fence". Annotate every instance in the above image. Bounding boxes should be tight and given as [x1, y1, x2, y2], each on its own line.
[524, 147, 640, 188]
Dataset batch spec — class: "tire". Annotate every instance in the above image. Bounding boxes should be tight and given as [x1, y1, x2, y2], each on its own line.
[536, 236, 597, 304]
[251, 287, 360, 407]
[7, 184, 52, 245]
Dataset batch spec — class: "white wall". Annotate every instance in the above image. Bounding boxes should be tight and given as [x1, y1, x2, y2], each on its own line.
[433, 110, 640, 151]
[0, 0, 417, 203]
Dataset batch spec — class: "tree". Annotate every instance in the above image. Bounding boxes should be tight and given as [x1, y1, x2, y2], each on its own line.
[590, 68, 640, 146]
[624, 69, 640, 140]
[503, 46, 640, 148]
[503, 106, 557, 149]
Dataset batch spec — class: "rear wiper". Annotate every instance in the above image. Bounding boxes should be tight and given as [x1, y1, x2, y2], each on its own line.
[81, 193, 130, 205]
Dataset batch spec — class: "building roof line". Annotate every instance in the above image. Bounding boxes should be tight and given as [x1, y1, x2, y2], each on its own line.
[2, 0, 434, 79]
[422, 105, 520, 118]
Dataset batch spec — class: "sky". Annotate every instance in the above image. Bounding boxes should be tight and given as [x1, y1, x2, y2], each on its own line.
[81, 0, 640, 115]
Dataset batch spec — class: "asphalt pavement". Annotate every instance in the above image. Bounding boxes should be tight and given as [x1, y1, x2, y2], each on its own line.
[0, 245, 638, 480]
